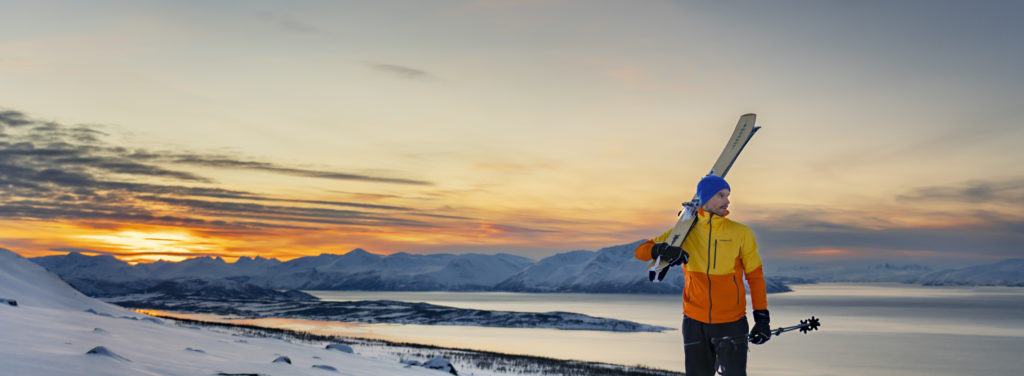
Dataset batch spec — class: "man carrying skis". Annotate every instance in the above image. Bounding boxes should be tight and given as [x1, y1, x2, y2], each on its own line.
[635, 175, 771, 376]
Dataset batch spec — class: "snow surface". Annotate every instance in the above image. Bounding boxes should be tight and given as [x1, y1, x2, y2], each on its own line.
[0, 248, 449, 376]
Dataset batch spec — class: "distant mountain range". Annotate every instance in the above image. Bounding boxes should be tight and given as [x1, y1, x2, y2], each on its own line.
[33, 241, 794, 296]
[774, 259, 1024, 287]
[916, 259, 1024, 286]
[773, 263, 935, 284]
[31, 242, 1024, 299]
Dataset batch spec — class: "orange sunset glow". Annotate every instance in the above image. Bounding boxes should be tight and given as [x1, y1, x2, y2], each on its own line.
[1, 1, 1022, 267]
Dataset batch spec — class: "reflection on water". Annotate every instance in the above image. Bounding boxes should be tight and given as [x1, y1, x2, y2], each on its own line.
[146, 283, 1024, 375]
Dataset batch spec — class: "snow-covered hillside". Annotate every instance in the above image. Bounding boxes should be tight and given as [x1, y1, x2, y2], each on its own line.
[0, 248, 454, 376]
[2, 248, 684, 376]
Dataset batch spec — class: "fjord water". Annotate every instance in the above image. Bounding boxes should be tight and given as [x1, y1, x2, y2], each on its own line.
[221, 284, 1023, 375]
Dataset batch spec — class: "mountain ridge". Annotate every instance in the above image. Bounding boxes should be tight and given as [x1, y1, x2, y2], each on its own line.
[30, 243, 1024, 295]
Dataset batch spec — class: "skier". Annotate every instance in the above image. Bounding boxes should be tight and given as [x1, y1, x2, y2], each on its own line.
[635, 175, 771, 376]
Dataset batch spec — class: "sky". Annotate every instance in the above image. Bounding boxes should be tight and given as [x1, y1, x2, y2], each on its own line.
[1, 0, 1022, 267]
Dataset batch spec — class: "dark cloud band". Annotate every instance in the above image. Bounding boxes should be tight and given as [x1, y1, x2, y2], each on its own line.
[0, 107, 443, 234]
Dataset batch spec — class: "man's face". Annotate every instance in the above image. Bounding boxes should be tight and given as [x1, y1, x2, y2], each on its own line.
[702, 189, 730, 216]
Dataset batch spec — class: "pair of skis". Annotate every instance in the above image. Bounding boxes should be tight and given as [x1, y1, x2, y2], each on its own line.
[647, 113, 760, 281]
[656, 115, 824, 359]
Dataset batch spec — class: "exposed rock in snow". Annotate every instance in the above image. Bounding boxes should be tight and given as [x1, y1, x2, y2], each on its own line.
[326, 343, 354, 353]
[86, 346, 131, 361]
[272, 356, 292, 364]
[423, 355, 458, 375]
[312, 364, 338, 372]
[404, 356, 458, 375]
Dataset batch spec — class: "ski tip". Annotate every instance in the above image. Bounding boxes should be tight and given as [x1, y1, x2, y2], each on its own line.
[741, 113, 756, 117]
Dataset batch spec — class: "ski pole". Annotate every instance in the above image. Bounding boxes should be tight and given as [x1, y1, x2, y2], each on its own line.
[750, 316, 821, 341]
[684, 316, 822, 347]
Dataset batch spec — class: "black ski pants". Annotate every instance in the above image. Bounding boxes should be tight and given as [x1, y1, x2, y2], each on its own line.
[683, 315, 749, 376]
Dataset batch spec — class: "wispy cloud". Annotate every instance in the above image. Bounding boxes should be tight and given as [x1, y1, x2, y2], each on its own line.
[897, 178, 1024, 203]
[50, 248, 226, 259]
[752, 218, 1024, 262]
[367, 62, 438, 81]
[163, 155, 430, 185]
[257, 10, 322, 33]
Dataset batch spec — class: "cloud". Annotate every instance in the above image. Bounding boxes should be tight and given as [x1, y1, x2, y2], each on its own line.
[0, 110, 34, 127]
[257, 10, 322, 33]
[165, 155, 430, 185]
[748, 215, 1024, 262]
[737, 176, 1024, 263]
[0, 108, 443, 234]
[50, 248, 226, 259]
[897, 178, 1024, 203]
[367, 62, 438, 81]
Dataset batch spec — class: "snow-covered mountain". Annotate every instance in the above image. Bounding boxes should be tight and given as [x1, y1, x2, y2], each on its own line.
[0, 248, 447, 376]
[256, 250, 537, 291]
[32, 252, 148, 282]
[34, 249, 537, 292]
[496, 241, 791, 294]
[914, 258, 1024, 286]
[774, 263, 934, 283]
[496, 242, 686, 294]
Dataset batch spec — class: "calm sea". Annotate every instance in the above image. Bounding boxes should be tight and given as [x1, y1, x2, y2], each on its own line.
[177, 283, 1024, 375]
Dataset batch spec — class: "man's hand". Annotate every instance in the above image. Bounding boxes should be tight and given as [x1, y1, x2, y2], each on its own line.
[749, 310, 771, 345]
[651, 242, 689, 265]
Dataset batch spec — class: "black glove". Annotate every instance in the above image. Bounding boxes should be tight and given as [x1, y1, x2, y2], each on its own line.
[651, 242, 688, 265]
[749, 309, 771, 345]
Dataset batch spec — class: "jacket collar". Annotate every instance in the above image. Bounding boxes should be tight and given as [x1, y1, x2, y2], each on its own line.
[697, 208, 730, 219]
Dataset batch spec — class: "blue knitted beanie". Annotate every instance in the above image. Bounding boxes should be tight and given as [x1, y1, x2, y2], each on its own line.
[697, 175, 730, 206]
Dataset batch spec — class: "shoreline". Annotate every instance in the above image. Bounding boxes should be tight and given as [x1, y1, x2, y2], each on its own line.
[143, 311, 684, 376]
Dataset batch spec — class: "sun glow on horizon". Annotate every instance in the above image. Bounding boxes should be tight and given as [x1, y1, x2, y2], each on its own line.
[74, 230, 216, 263]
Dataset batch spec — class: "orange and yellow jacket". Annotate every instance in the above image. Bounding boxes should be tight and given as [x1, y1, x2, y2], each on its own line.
[635, 209, 767, 324]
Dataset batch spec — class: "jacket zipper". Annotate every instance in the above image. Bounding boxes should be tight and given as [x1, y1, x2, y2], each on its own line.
[733, 275, 741, 305]
[706, 213, 714, 323]
[713, 240, 719, 269]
